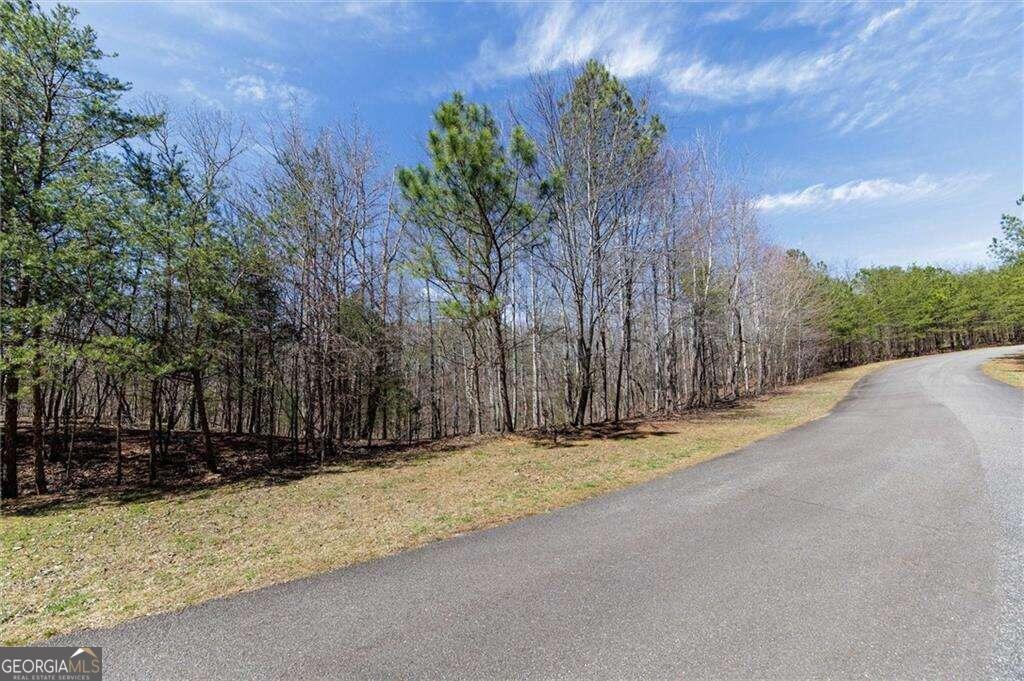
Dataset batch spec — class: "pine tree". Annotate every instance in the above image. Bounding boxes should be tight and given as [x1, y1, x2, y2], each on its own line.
[398, 93, 540, 433]
[0, 0, 157, 497]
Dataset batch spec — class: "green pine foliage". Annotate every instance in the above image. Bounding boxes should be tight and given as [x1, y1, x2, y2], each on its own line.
[823, 261, 1022, 364]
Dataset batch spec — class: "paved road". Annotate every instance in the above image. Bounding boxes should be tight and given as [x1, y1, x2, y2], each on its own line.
[52, 347, 1024, 679]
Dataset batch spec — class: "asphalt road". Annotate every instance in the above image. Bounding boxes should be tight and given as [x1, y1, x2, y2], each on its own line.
[51, 346, 1024, 679]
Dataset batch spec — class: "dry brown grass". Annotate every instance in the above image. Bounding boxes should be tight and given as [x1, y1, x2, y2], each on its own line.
[982, 353, 1024, 389]
[1, 361, 884, 645]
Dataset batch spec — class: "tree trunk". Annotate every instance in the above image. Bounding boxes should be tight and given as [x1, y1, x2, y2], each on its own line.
[31, 328, 48, 494]
[235, 332, 245, 435]
[490, 313, 515, 432]
[2, 369, 19, 499]
[613, 277, 634, 422]
[192, 369, 217, 473]
[148, 379, 159, 483]
[115, 384, 124, 485]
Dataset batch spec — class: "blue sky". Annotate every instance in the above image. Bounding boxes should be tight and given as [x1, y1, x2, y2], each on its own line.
[65, 1, 1022, 269]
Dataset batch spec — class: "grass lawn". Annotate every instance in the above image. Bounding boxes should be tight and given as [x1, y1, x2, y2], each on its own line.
[982, 353, 1024, 389]
[1, 361, 884, 645]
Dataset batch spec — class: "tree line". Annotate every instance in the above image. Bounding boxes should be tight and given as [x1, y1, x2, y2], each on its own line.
[2, 1, 1022, 498]
[825, 260, 1022, 365]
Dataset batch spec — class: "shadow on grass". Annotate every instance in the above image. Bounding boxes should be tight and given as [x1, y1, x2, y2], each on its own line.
[520, 398, 771, 449]
[3, 388, 789, 519]
[2, 429, 480, 518]
[524, 419, 675, 449]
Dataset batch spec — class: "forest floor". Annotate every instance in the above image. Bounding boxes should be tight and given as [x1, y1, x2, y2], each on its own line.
[2, 361, 886, 645]
[982, 352, 1024, 388]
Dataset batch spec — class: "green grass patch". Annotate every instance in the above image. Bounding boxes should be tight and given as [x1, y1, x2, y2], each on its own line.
[43, 593, 89, 617]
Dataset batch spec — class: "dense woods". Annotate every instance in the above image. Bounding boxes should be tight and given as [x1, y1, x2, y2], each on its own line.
[2, 1, 1022, 499]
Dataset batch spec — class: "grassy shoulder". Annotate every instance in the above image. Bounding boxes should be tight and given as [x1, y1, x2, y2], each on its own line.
[1, 361, 884, 645]
[982, 353, 1024, 389]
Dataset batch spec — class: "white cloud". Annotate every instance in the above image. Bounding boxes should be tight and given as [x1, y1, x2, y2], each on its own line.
[701, 4, 750, 25]
[462, 1, 1017, 136]
[755, 174, 985, 212]
[758, 1, 858, 31]
[156, 1, 424, 48]
[661, 3, 919, 106]
[245, 58, 285, 76]
[161, 2, 270, 43]
[226, 74, 314, 111]
[178, 79, 222, 109]
[462, 2, 873, 109]
[319, 1, 426, 40]
[857, 2, 913, 40]
[89, 20, 207, 68]
[227, 74, 267, 102]
[468, 3, 669, 84]
[664, 49, 848, 103]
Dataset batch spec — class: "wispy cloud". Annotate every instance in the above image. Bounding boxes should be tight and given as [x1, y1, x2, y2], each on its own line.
[701, 4, 750, 25]
[680, 2, 1017, 133]
[463, 1, 1018, 135]
[664, 50, 847, 103]
[467, 2, 670, 85]
[755, 174, 986, 212]
[757, 1, 861, 32]
[177, 78, 222, 109]
[319, 1, 426, 40]
[226, 74, 314, 111]
[857, 2, 913, 40]
[161, 2, 271, 44]
[664, 2, 921, 108]
[244, 58, 285, 76]
[157, 1, 426, 49]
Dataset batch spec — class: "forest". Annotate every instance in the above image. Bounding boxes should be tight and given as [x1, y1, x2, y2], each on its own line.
[2, 0, 1023, 500]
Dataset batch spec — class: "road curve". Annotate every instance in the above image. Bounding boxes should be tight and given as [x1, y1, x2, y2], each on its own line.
[51, 346, 1024, 679]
